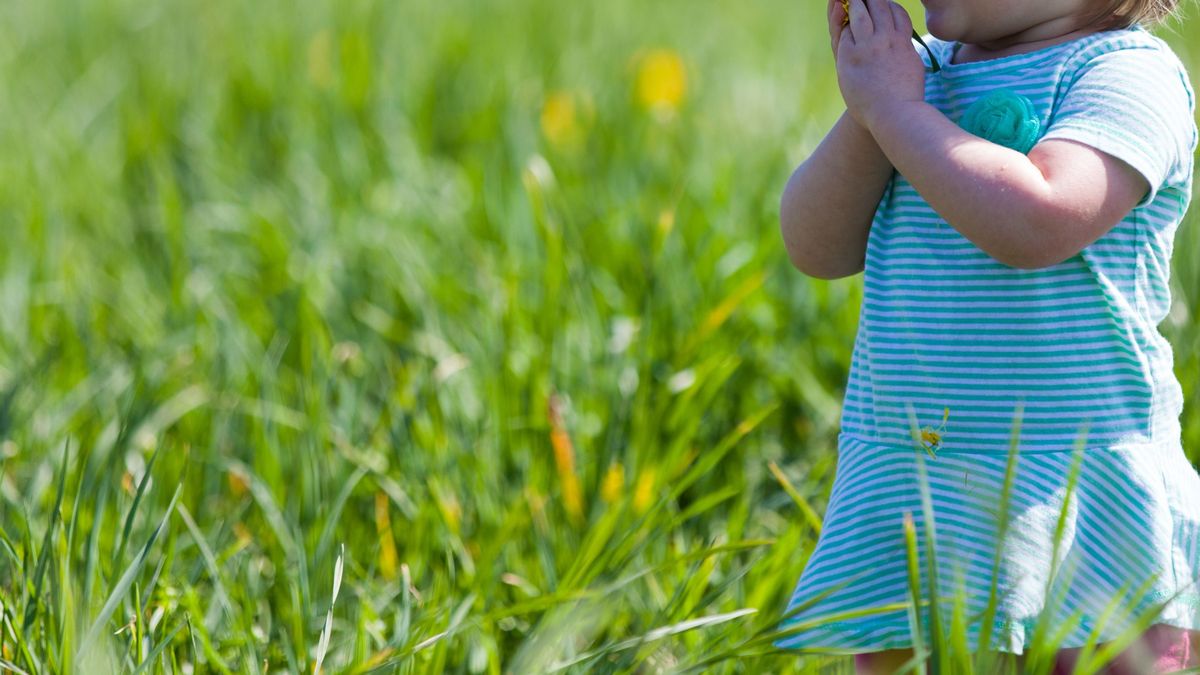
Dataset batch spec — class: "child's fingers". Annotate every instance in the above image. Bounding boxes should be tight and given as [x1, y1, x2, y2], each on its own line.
[828, 0, 846, 54]
[847, 0, 874, 39]
[890, 2, 914, 36]
[832, 0, 848, 27]
[864, 0, 895, 33]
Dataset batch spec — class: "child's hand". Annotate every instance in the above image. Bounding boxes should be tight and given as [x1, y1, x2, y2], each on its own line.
[835, 0, 926, 132]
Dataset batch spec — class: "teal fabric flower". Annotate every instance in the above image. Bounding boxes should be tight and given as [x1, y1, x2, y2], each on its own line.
[959, 89, 1041, 154]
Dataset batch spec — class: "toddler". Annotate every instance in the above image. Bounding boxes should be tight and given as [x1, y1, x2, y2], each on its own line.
[774, 0, 1200, 672]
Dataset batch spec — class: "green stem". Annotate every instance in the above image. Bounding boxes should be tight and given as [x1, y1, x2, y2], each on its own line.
[912, 30, 941, 72]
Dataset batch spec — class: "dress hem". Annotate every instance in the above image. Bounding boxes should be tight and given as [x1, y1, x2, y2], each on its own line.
[836, 430, 1185, 457]
[773, 589, 1200, 656]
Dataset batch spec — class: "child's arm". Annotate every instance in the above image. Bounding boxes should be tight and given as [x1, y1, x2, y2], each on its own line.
[865, 105, 1148, 269]
[779, 110, 894, 279]
[779, 0, 895, 280]
[835, 0, 1172, 270]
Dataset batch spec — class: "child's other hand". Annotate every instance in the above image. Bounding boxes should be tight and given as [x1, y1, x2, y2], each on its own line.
[835, 0, 926, 131]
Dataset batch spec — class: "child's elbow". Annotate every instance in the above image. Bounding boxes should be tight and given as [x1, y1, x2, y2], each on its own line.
[779, 222, 864, 280]
[787, 254, 864, 280]
[993, 230, 1084, 271]
[779, 207, 865, 280]
[992, 200, 1088, 270]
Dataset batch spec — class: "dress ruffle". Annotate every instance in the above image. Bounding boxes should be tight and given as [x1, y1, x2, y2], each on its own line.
[774, 434, 1200, 655]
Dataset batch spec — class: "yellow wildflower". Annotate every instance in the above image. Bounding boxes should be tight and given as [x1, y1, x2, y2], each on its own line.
[547, 392, 584, 524]
[227, 468, 249, 497]
[632, 465, 657, 514]
[600, 462, 625, 504]
[375, 491, 398, 581]
[635, 48, 687, 116]
[540, 90, 582, 148]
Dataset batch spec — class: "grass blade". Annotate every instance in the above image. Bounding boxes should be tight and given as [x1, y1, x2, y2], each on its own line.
[112, 443, 163, 570]
[77, 484, 181, 662]
[903, 510, 929, 675]
[22, 441, 70, 632]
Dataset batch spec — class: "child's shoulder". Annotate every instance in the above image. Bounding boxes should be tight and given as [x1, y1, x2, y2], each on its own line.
[914, 24, 1186, 73]
[1056, 26, 1194, 100]
[1062, 25, 1185, 66]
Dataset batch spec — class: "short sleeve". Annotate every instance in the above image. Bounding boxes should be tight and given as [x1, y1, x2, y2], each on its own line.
[1039, 45, 1197, 209]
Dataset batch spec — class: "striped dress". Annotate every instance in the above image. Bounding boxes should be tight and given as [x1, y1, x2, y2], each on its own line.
[776, 25, 1200, 655]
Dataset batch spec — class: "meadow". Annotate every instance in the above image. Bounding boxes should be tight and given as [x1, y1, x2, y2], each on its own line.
[1, 0, 1199, 672]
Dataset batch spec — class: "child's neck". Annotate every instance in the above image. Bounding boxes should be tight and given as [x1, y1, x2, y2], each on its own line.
[952, 23, 1106, 65]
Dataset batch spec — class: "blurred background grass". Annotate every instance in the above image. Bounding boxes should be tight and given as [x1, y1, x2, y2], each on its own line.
[0, 0, 1198, 672]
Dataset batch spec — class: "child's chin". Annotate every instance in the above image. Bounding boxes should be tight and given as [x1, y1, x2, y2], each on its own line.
[923, 19, 956, 41]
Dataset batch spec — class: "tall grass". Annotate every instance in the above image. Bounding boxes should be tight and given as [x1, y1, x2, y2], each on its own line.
[0, 0, 1198, 672]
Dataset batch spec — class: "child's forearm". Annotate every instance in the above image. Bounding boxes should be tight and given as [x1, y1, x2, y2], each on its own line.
[780, 110, 895, 279]
[864, 101, 1058, 269]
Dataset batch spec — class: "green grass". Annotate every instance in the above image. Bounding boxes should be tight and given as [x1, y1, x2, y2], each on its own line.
[1, 0, 1199, 672]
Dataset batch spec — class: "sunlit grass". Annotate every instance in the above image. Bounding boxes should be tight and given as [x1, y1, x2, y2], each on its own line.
[0, 0, 1198, 672]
